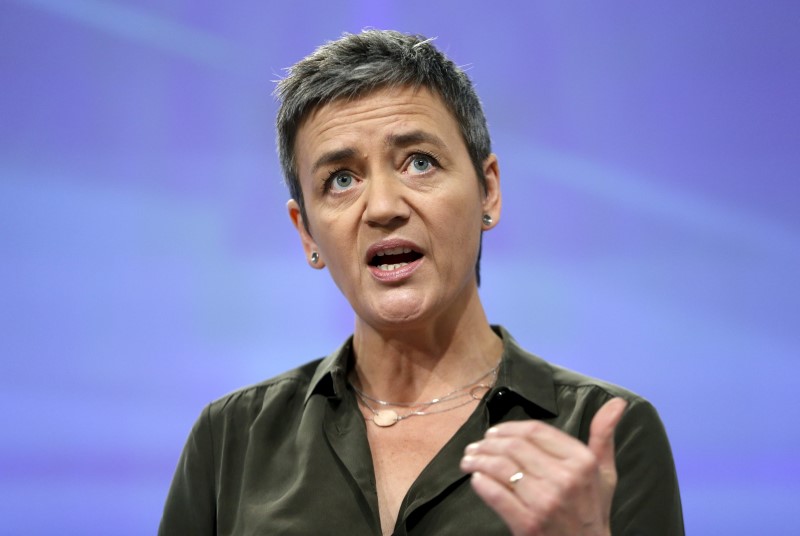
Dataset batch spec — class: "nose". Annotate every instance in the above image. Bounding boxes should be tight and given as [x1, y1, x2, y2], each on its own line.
[362, 171, 411, 227]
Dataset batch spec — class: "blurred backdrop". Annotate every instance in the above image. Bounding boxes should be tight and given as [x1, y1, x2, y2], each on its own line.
[1, 1, 798, 534]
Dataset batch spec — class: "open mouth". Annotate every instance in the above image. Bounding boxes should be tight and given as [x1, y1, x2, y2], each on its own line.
[369, 246, 424, 271]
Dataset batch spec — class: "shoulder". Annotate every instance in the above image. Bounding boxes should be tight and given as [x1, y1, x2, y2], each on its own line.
[497, 325, 662, 433]
[543, 359, 671, 455]
[205, 357, 324, 422]
[497, 324, 648, 409]
[549, 362, 646, 404]
[544, 357, 663, 428]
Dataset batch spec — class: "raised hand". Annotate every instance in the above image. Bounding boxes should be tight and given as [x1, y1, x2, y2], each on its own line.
[460, 397, 628, 536]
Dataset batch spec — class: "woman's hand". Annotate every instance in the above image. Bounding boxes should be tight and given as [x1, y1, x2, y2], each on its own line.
[460, 397, 628, 536]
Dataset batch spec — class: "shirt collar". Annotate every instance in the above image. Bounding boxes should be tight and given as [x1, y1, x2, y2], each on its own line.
[304, 337, 353, 404]
[489, 325, 559, 418]
[303, 325, 559, 417]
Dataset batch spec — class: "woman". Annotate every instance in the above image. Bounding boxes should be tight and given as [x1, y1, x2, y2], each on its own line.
[160, 30, 683, 535]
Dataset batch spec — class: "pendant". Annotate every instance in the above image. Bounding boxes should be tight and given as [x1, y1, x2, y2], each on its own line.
[470, 384, 491, 399]
[372, 409, 399, 427]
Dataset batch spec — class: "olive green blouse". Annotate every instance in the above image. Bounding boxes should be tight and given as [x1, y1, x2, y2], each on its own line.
[159, 326, 684, 535]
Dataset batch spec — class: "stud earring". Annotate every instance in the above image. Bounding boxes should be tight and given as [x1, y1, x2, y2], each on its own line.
[482, 214, 493, 226]
[310, 251, 320, 264]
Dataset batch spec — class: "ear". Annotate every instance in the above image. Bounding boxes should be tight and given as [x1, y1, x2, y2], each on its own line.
[480, 153, 502, 229]
[287, 199, 326, 269]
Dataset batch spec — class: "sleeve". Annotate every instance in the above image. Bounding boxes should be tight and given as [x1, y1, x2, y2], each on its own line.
[610, 398, 685, 536]
[158, 404, 217, 536]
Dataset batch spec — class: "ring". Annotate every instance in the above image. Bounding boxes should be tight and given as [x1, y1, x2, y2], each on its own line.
[508, 471, 524, 487]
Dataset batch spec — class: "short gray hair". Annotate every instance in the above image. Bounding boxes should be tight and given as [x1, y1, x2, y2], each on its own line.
[275, 30, 492, 216]
[275, 30, 492, 283]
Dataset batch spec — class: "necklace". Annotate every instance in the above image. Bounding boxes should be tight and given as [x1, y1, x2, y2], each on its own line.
[351, 361, 501, 427]
[351, 362, 500, 408]
[355, 384, 492, 427]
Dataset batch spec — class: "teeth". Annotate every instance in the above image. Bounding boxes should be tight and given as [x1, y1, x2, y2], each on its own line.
[375, 247, 411, 257]
[378, 262, 409, 271]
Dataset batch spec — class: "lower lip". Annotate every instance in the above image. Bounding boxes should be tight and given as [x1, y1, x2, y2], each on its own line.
[368, 257, 424, 283]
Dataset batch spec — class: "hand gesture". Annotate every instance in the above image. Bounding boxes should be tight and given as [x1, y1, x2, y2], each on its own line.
[460, 397, 628, 536]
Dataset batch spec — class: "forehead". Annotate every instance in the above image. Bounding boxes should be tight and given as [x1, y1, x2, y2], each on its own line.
[294, 86, 463, 161]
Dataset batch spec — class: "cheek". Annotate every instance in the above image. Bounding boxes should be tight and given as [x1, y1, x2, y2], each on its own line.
[310, 216, 359, 270]
[429, 207, 483, 262]
[440, 190, 483, 235]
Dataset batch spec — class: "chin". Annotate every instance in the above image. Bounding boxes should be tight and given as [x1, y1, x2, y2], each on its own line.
[360, 295, 429, 329]
[374, 306, 425, 327]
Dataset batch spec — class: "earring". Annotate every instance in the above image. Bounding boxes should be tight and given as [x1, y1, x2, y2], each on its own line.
[310, 251, 320, 264]
[482, 214, 493, 227]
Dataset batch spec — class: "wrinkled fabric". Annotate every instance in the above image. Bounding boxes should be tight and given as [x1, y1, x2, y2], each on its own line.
[160, 326, 684, 535]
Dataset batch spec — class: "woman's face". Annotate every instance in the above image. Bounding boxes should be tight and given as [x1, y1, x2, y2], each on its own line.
[288, 86, 501, 331]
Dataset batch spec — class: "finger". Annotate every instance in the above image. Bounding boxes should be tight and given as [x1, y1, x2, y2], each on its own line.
[460, 450, 522, 484]
[464, 436, 565, 481]
[470, 471, 537, 536]
[588, 397, 628, 476]
[486, 419, 587, 460]
[464, 436, 592, 514]
[463, 451, 571, 512]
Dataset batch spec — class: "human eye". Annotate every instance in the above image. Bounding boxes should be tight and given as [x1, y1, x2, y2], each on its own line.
[325, 170, 356, 193]
[405, 153, 439, 175]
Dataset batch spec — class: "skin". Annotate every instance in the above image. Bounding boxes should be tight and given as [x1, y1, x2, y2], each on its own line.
[288, 85, 503, 394]
[287, 85, 625, 535]
[460, 397, 627, 536]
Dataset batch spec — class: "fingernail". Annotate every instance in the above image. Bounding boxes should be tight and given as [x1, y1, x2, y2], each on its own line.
[613, 398, 629, 418]
[486, 427, 499, 436]
[464, 442, 479, 454]
[460, 455, 475, 469]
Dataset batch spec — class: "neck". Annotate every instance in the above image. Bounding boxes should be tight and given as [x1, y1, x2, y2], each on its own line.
[350, 289, 503, 405]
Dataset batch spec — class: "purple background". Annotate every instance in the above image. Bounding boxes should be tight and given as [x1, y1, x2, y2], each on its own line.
[2, 1, 798, 534]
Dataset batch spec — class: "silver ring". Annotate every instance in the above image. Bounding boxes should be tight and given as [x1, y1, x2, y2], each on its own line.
[508, 471, 524, 487]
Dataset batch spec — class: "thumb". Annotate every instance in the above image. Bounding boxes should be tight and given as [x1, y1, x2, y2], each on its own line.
[588, 397, 628, 473]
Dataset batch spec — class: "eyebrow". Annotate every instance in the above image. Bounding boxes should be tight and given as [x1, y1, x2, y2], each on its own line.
[310, 130, 447, 174]
[311, 147, 358, 174]
[385, 130, 447, 150]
